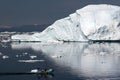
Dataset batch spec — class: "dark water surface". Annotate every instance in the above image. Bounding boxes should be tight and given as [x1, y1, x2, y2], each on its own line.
[0, 42, 120, 80]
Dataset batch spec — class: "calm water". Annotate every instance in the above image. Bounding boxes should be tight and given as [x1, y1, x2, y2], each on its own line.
[0, 42, 120, 80]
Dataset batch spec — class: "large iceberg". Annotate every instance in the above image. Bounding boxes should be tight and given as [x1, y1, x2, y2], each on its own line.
[12, 4, 120, 42]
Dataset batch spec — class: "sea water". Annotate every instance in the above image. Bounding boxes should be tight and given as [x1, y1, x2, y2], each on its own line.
[0, 42, 120, 80]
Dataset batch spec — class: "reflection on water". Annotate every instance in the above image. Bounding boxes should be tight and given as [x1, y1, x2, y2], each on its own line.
[11, 42, 120, 78]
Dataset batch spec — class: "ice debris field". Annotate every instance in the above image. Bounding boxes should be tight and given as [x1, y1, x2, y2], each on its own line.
[12, 4, 120, 42]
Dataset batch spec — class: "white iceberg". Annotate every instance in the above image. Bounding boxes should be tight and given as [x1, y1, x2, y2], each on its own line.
[12, 4, 120, 42]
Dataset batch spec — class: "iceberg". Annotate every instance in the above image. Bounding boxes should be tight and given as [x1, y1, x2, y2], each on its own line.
[12, 4, 120, 42]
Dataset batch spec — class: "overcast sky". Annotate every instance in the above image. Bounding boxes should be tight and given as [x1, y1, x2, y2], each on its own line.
[0, 0, 120, 26]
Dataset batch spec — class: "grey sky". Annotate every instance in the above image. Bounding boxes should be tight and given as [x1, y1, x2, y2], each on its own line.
[0, 0, 120, 26]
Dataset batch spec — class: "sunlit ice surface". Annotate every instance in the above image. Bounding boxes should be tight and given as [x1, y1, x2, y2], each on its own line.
[11, 42, 120, 79]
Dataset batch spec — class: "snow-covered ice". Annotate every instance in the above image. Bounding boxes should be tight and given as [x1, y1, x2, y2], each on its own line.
[11, 4, 120, 42]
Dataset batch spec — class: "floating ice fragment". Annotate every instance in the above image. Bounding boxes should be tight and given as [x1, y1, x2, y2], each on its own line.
[22, 52, 28, 56]
[31, 69, 38, 73]
[24, 52, 28, 55]
[18, 60, 45, 63]
[30, 55, 37, 59]
[2, 55, 9, 59]
[51, 55, 62, 58]
[15, 55, 19, 57]
[0, 52, 2, 56]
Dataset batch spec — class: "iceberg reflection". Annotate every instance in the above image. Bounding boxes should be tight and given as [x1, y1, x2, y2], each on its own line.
[11, 42, 120, 78]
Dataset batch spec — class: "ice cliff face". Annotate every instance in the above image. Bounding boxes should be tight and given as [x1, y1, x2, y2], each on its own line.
[12, 4, 120, 42]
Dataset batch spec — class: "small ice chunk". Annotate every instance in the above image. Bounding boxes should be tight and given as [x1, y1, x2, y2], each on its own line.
[30, 55, 37, 59]
[22, 52, 28, 56]
[0, 52, 3, 56]
[31, 69, 38, 73]
[24, 52, 28, 55]
[2, 55, 9, 59]
[16, 55, 19, 57]
[51, 55, 62, 58]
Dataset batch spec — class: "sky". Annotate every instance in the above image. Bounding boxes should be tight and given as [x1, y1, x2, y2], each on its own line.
[0, 0, 120, 26]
